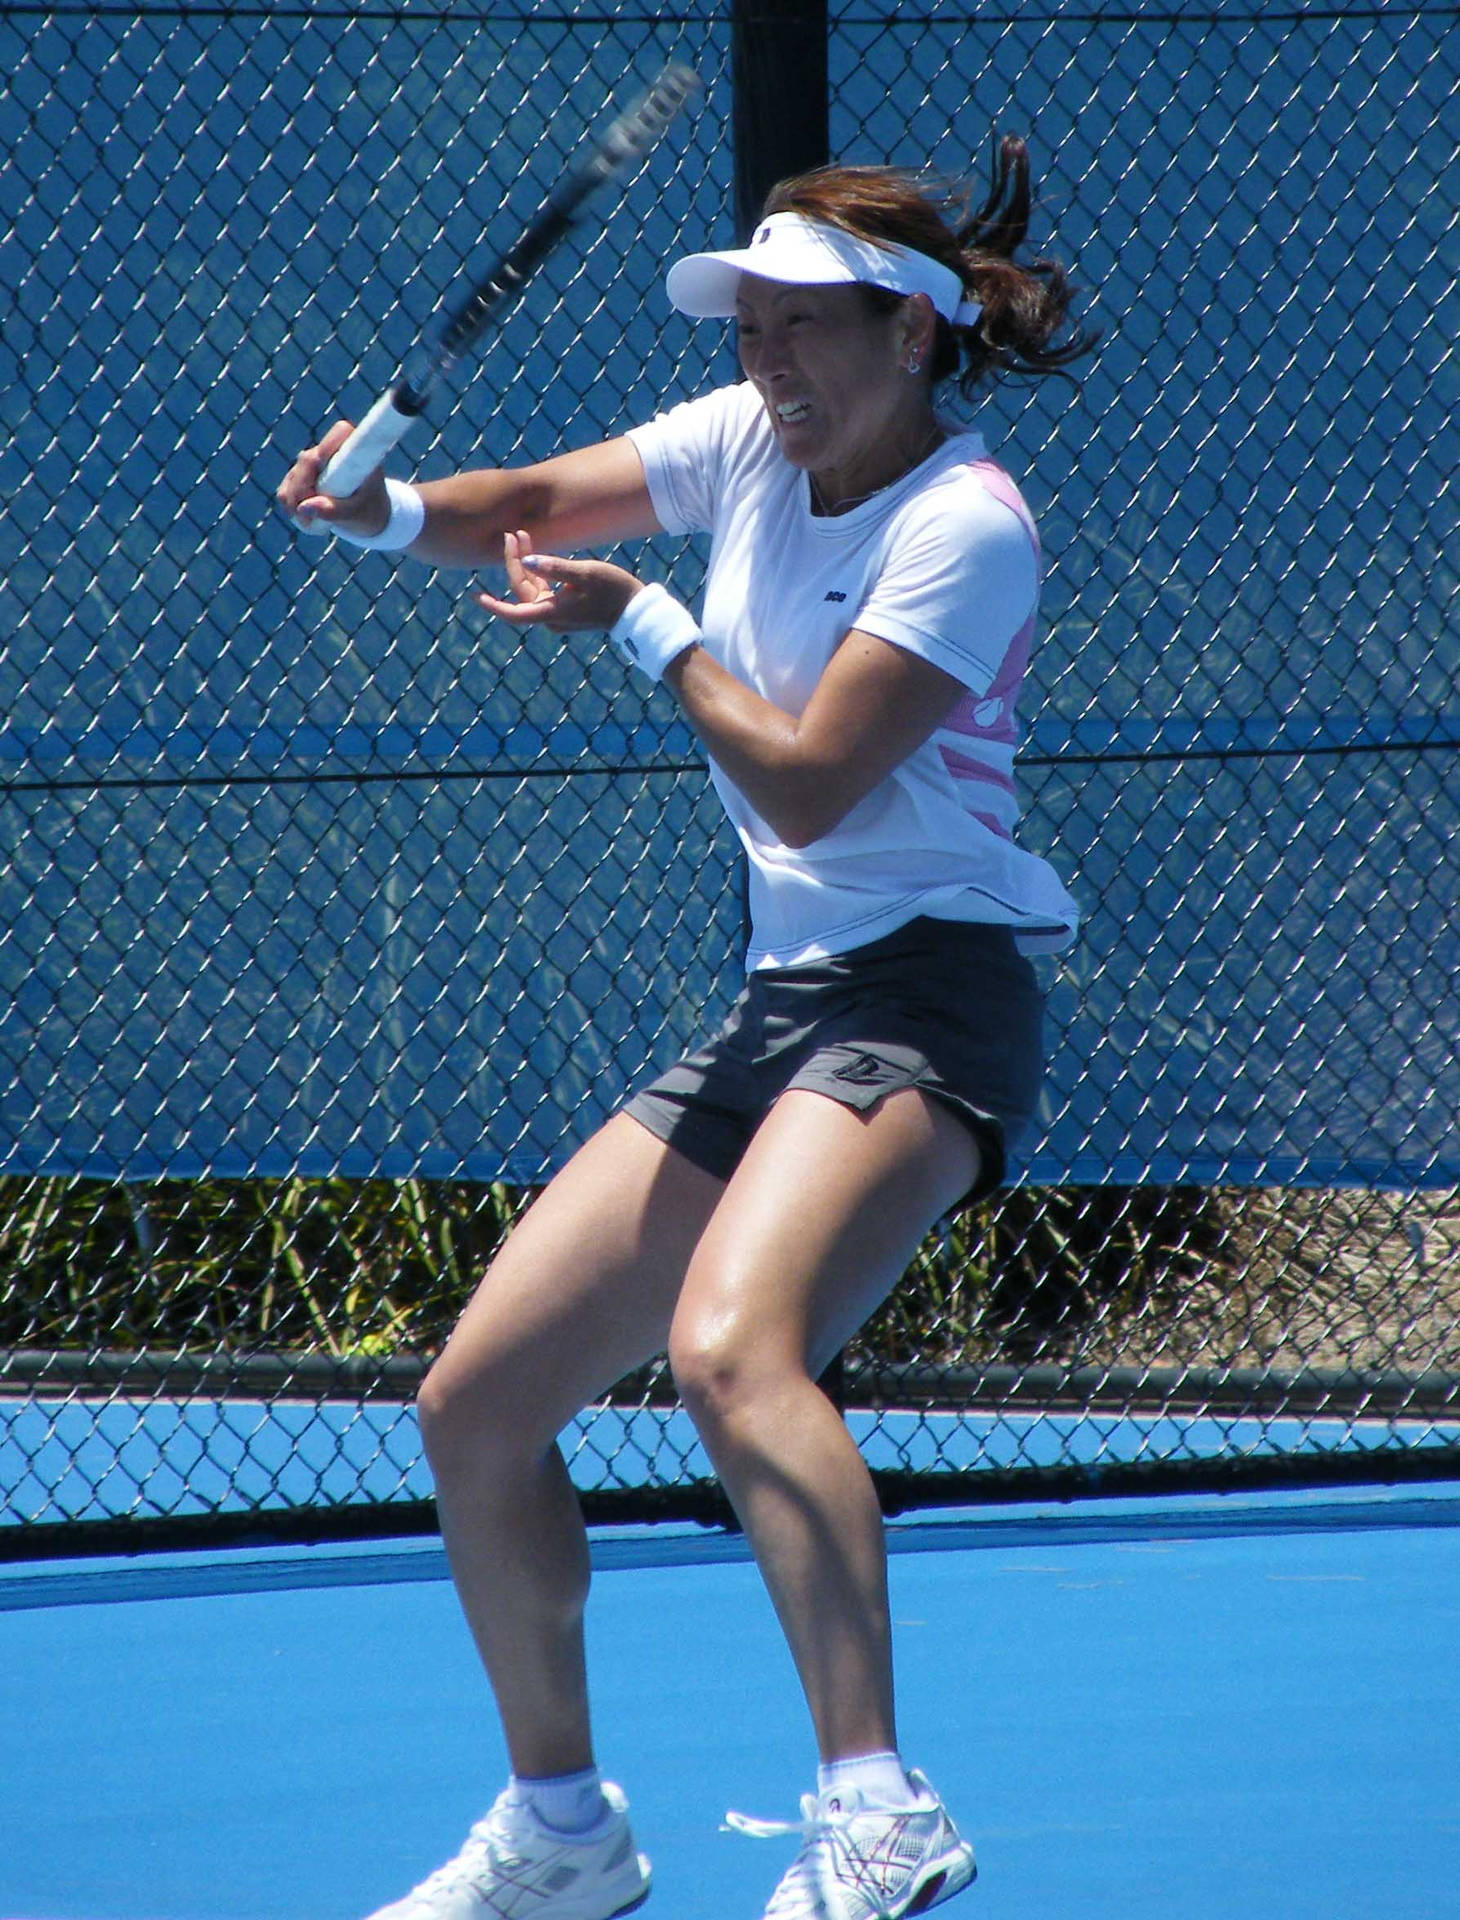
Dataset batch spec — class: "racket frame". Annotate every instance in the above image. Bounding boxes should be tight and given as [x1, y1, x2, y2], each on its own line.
[317, 61, 699, 499]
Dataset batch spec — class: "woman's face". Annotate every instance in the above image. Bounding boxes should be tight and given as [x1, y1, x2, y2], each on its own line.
[735, 275, 933, 508]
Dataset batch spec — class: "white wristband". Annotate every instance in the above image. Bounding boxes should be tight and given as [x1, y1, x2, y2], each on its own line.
[331, 477, 426, 553]
[609, 582, 700, 682]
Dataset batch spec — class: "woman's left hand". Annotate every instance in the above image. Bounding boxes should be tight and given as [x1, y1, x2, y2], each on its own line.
[476, 530, 643, 634]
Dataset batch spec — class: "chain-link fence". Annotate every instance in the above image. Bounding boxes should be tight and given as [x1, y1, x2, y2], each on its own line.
[1, 1, 1456, 1551]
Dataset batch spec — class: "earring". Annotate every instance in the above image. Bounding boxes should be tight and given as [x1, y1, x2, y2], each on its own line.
[904, 354, 922, 374]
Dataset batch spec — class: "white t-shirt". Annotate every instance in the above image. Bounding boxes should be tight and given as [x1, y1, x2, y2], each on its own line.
[627, 380, 1079, 970]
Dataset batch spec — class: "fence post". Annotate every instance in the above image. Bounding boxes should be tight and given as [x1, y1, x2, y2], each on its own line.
[731, 0, 830, 241]
[729, 0, 843, 1415]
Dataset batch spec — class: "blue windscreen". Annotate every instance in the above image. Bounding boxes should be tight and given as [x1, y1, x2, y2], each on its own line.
[0, 3, 1453, 1189]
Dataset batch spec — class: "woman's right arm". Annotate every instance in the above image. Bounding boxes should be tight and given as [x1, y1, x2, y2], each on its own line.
[275, 423, 660, 566]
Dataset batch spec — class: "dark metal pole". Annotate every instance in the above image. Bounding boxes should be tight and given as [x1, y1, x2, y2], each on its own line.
[728, 0, 841, 1412]
[731, 0, 830, 242]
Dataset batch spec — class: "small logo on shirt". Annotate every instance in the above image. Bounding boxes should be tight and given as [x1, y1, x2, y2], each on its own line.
[824, 590, 847, 603]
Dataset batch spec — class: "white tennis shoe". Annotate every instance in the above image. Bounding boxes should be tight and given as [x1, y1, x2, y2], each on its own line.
[726, 1770, 977, 1920]
[364, 1782, 652, 1920]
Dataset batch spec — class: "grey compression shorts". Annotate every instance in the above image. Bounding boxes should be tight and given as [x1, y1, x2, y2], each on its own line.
[621, 916, 1045, 1208]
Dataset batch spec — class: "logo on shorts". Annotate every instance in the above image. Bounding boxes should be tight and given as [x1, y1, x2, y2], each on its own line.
[832, 1051, 887, 1087]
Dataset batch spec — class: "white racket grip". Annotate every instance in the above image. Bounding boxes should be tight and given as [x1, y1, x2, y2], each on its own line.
[318, 388, 418, 498]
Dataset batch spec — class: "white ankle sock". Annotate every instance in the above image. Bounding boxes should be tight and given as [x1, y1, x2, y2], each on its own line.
[512, 1765, 610, 1835]
[817, 1751, 919, 1809]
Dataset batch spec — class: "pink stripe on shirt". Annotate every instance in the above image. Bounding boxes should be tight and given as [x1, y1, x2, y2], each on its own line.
[938, 745, 1018, 796]
[934, 459, 1042, 846]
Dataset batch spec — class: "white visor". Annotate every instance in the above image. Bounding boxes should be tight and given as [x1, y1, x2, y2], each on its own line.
[666, 211, 982, 327]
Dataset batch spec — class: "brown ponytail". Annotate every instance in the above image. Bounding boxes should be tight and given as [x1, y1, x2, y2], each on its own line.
[762, 138, 1096, 399]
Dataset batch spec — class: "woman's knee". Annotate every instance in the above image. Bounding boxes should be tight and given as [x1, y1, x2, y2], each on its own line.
[415, 1351, 477, 1458]
[416, 1301, 558, 1480]
[665, 1317, 724, 1427]
[668, 1298, 796, 1440]
[416, 1353, 497, 1481]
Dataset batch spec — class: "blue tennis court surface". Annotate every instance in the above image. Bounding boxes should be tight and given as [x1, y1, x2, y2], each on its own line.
[4, 1481, 1458, 1920]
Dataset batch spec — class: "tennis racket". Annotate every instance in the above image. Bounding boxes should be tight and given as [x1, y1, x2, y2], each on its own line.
[317, 60, 700, 499]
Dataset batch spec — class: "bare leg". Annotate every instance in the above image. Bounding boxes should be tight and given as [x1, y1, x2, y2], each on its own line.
[667, 1088, 979, 1763]
[417, 1113, 725, 1779]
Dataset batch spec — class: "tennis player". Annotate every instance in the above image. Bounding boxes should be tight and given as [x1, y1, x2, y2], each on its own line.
[279, 139, 1092, 1920]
